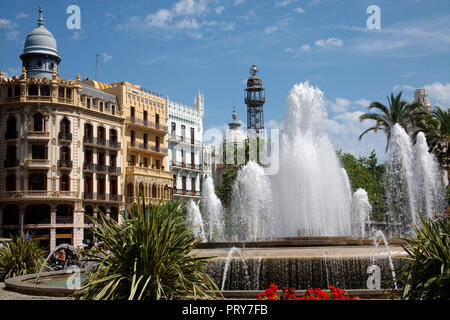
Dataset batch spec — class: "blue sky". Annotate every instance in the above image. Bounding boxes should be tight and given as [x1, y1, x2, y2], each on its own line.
[1, 0, 449, 162]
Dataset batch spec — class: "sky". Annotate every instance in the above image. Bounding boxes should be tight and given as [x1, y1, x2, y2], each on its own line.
[1, 0, 449, 163]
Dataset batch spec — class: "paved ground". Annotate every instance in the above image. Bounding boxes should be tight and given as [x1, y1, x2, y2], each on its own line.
[0, 282, 71, 300]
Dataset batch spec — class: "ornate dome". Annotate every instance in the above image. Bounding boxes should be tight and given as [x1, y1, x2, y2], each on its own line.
[247, 64, 262, 87]
[224, 107, 246, 145]
[20, 7, 60, 61]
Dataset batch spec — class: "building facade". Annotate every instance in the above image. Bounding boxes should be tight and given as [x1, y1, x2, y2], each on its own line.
[94, 81, 174, 206]
[0, 8, 124, 250]
[167, 92, 211, 202]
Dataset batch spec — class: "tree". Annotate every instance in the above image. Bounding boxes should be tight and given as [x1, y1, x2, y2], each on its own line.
[338, 150, 386, 221]
[359, 92, 426, 151]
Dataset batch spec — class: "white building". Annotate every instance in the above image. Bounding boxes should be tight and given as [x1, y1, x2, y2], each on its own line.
[167, 92, 212, 202]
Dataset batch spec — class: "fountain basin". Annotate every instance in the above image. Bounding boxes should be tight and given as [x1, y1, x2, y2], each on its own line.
[4, 270, 86, 297]
[194, 240, 408, 291]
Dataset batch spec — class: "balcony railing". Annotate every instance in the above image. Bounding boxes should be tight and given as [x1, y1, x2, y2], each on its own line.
[83, 192, 123, 202]
[173, 189, 201, 197]
[169, 135, 201, 146]
[58, 132, 72, 141]
[83, 163, 95, 171]
[4, 159, 19, 168]
[27, 131, 50, 138]
[127, 117, 168, 131]
[83, 136, 121, 149]
[0, 191, 78, 199]
[58, 160, 73, 169]
[128, 142, 167, 154]
[56, 216, 74, 224]
[108, 166, 121, 175]
[5, 131, 18, 140]
[171, 161, 201, 171]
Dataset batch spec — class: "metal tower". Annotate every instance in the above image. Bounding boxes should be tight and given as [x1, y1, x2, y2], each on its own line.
[245, 64, 265, 135]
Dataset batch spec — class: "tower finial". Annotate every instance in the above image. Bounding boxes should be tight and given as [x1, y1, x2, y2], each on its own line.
[232, 105, 237, 121]
[250, 64, 258, 75]
[38, 6, 44, 26]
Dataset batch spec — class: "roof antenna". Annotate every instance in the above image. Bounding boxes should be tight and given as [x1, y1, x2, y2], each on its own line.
[95, 53, 101, 80]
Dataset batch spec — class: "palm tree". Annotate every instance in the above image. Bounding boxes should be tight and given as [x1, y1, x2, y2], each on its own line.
[415, 106, 450, 171]
[359, 92, 426, 151]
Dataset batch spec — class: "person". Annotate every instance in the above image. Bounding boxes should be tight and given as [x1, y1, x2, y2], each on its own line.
[60, 249, 66, 269]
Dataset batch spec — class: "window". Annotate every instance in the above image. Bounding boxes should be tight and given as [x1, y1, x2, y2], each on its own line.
[28, 174, 47, 190]
[152, 184, 157, 198]
[14, 86, 20, 97]
[155, 114, 160, 128]
[110, 129, 118, 142]
[190, 128, 195, 144]
[87, 98, 91, 109]
[130, 107, 135, 119]
[60, 174, 70, 191]
[110, 154, 117, 168]
[60, 146, 70, 161]
[130, 155, 136, 166]
[191, 152, 195, 165]
[40, 85, 50, 96]
[155, 159, 160, 170]
[85, 150, 93, 163]
[98, 177, 106, 194]
[31, 145, 47, 160]
[182, 176, 186, 191]
[143, 110, 148, 122]
[155, 136, 160, 151]
[31, 113, 45, 131]
[171, 122, 176, 138]
[98, 152, 105, 166]
[66, 88, 72, 99]
[84, 123, 93, 137]
[127, 183, 134, 197]
[181, 125, 186, 141]
[7, 86, 13, 97]
[143, 157, 148, 167]
[6, 174, 16, 191]
[110, 179, 118, 195]
[99, 101, 104, 112]
[60, 118, 70, 133]
[6, 145, 16, 160]
[28, 85, 38, 96]
[191, 178, 196, 192]
[36, 60, 42, 69]
[97, 126, 105, 141]
[84, 176, 93, 193]
[130, 130, 135, 145]
[6, 116, 17, 138]
[59, 87, 65, 98]
[143, 133, 148, 147]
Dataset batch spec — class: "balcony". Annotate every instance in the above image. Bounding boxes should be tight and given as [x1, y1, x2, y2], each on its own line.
[25, 159, 50, 169]
[4, 159, 19, 168]
[173, 189, 201, 198]
[27, 131, 50, 140]
[58, 160, 73, 169]
[125, 166, 173, 180]
[128, 142, 167, 154]
[95, 164, 108, 173]
[127, 116, 168, 131]
[169, 135, 201, 147]
[108, 166, 121, 175]
[0, 190, 78, 200]
[171, 161, 201, 171]
[5, 131, 18, 140]
[58, 132, 72, 141]
[83, 163, 95, 171]
[83, 136, 121, 150]
[56, 216, 74, 224]
[83, 192, 123, 202]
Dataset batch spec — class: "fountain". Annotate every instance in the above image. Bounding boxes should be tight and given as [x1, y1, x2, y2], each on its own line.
[202, 177, 225, 242]
[34, 243, 81, 284]
[372, 230, 398, 290]
[186, 200, 207, 243]
[350, 189, 372, 239]
[231, 161, 275, 241]
[272, 82, 352, 237]
[385, 124, 445, 233]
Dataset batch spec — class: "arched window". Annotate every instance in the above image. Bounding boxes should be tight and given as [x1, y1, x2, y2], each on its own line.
[152, 184, 157, 199]
[60, 174, 70, 191]
[31, 113, 45, 132]
[127, 183, 134, 197]
[60, 146, 71, 161]
[28, 173, 47, 190]
[60, 118, 70, 133]
[139, 183, 144, 196]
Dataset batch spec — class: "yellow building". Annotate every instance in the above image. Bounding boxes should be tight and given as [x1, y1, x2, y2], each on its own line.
[83, 80, 174, 205]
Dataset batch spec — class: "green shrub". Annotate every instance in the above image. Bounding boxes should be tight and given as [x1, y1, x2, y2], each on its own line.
[0, 235, 48, 281]
[75, 199, 220, 300]
[397, 213, 450, 300]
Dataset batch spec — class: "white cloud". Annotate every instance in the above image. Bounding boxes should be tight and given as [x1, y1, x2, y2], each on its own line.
[15, 12, 29, 19]
[146, 9, 172, 28]
[275, 0, 294, 7]
[315, 37, 343, 48]
[102, 53, 113, 62]
[354, 99, 371, 108]
[176, 17, 200, 29]
[0, 19, 11, 27]
[215, 6, 225, 15]
[265, 18, 289, 34]
[393, 84, 414, 91]
[424, 82, 450, 107]
[6, 30, 20, 41]
[233, 0, 246, 6]
[328, 97, 351, 113]
[294, 7, 304, 13]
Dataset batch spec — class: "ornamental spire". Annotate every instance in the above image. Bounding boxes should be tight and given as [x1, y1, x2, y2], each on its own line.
[38, 6, 44, 27]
